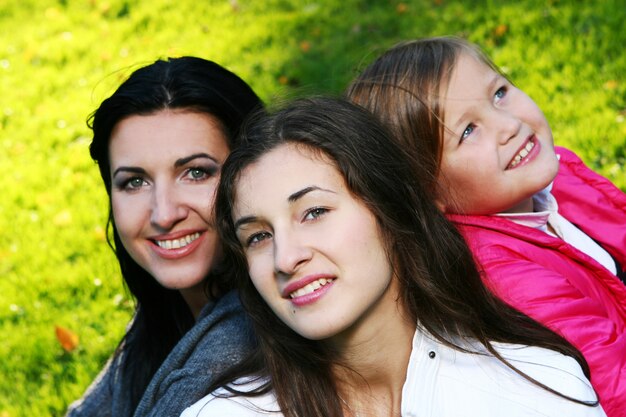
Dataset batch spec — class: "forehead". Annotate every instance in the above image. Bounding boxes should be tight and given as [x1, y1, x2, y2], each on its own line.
[109, 110, 230, 165]
[445, 53, 498, 97]
[233, 143, 341, 214]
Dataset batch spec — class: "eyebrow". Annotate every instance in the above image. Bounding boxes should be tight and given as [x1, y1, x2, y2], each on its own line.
[112, 153, 217, 178]
[112, 166, 145, 177]
[233, 185, 336, 231]
[174, 153, 218, 168]
[287, 185, 334, 203]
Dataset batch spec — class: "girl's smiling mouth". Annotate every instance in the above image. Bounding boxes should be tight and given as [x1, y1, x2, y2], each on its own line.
[507, 135, 539, 170]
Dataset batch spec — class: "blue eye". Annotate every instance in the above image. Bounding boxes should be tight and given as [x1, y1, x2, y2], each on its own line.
[303, 207, 328, 221]
[495, 86, 507, 100]
[461, 124, 474, 141]
[189, 168, 206, 179]
[186, 166, 217, 181]
[124, 177, 146, 190]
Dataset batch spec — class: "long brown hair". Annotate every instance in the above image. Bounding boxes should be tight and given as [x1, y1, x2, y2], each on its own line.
[207, 97, 594, 416]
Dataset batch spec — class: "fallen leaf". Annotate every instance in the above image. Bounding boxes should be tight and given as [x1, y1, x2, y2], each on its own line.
[494, 24, 508, 37]
[55, 325, 79, 352]
[299, 41, 311, 53]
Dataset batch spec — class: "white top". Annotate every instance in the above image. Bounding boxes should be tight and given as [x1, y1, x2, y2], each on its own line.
[181, 376, 280, 417]
[496, 183, 617, 275]
[401, 330, 603, 417]
[181, 330, 604, 417]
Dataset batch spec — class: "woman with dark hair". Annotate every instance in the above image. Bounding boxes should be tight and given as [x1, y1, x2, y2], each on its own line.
[66, 57, 263, 417]
[182, 97, 604, 416]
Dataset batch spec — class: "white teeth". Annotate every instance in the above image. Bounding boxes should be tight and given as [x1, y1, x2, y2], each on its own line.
[156, 232, 201, 249]
[289, 278, 334, 299]
[509, 140, 535, 169]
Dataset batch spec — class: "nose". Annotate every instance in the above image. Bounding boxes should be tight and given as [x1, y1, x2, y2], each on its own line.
[150, 183, 188, 230]
[494, 109, 522, 145]
[273, 229, 312, 275]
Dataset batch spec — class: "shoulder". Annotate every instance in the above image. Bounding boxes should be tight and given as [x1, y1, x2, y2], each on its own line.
[492, 343, 595, 398]
[133, 292, 255, 416]
[407, 335, 604, 416]
[553, 146, 621, 196]
[181, 378, 281, 417]
[65, 351, 127, 416]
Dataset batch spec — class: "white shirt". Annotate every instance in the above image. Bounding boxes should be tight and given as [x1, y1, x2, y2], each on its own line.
[181, 377, 279, 417]
[181, 330, 604, 417]
[496, 184, 617, 275]
[401, 329, 603, 416]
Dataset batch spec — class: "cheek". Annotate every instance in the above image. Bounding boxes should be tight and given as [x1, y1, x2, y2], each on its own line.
[111, 196, 136, 239]
[519, 98, 549, 128]
[247, 257, 276, 300]
[190, 184, 219, 222]
[437, 159, 468, 194]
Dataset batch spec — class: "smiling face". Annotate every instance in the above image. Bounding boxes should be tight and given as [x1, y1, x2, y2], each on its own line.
[232, 143, 399, 341]
[436, 53, 559, 215]
[109, 110, 230, 312]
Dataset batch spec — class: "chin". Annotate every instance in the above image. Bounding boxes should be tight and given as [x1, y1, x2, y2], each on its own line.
[155, 274, 208, 290]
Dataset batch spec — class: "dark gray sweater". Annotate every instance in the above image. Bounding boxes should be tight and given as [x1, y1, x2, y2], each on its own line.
[65, 290, 254, 417]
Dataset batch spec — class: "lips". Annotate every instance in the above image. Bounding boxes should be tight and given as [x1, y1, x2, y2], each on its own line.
[282, 274, 336, 301]
[149, 230, 206, 259]
[154, 232, 201, 249]
[507, 135, 538, 170]
[288, 277, 334, 298]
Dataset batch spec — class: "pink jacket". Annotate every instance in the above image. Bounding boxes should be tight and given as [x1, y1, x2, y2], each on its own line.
[449, 147, 626, 417]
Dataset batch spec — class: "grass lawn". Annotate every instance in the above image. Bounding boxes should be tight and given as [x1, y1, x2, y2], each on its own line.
[1, 0, 624, 415]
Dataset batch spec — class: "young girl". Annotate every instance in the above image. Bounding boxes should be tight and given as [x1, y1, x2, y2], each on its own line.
[66, 57, 262, 417]
[182, 97, 603, 416]
[346, 36, 626, 417]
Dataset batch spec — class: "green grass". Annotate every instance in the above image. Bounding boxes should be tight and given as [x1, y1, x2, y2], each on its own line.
[1, 0, 624, 415]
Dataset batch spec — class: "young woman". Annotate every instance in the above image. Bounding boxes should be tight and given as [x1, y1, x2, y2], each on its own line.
[346, 36, 626, 417]
[182, 97, 604, 417]
[66, 57, 263, 417]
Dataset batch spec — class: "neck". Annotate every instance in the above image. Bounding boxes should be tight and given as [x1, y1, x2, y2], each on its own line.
[502, 196, 534, 213]
[179, 282, 210, 320]
[330, 281, 414, 416]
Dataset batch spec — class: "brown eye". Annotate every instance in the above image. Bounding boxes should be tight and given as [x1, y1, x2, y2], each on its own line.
[247, 231, 272, 247]
[303, 207, 329, 221]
